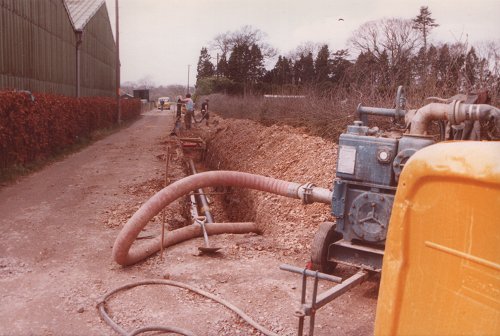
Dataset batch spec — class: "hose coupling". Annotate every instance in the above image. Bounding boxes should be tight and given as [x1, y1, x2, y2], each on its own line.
[301, 182, 316, 204]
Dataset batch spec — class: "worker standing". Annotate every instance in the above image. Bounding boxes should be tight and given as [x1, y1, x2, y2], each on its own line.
[200, 98, 209, 126]
[183, 93, 194, 130]
[176, 96, 182, 118]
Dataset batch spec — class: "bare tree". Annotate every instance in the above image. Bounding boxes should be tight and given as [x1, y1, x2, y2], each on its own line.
[286, 41, 323, 61]
[475, 40, 500, 81]
[381, 18, 421, 67]
[210, 32, 232, 57]
[349, 18, 421, 67]
[137, 75, 156, 89]
[348, 20, 382, 56]
[209, 25, 277, 60]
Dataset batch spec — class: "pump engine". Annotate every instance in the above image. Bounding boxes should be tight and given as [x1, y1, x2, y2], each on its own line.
[311, 86, 499, 272]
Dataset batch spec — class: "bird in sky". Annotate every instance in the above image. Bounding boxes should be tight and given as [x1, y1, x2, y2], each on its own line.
[338, 18, 344, 21]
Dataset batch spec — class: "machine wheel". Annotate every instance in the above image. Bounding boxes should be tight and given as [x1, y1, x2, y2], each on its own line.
[310, 222, 343, 273]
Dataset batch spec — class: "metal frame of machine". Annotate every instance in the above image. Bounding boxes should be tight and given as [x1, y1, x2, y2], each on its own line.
[280, 86, 499, 335]
[311, 86, 499, 273]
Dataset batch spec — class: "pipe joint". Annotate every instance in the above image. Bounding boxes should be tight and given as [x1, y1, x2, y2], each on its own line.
[409, 101, 500, 136]
[448, 100, 460, 125]
[300, 182, 316, 204]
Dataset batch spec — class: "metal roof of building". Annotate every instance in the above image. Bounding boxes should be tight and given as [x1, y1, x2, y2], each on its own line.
[64, 0, 105, 31]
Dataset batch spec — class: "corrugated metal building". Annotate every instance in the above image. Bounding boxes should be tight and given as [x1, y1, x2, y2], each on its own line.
[0, 0, 116, 97]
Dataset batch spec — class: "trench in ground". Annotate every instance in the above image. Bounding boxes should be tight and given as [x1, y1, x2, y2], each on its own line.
[112, 116, 379, 335]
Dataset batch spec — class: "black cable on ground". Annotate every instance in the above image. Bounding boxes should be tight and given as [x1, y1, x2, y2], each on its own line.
[97, 279, 279, 336]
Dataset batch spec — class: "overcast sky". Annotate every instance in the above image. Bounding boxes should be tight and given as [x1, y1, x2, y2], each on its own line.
[104, 0, 500, 87]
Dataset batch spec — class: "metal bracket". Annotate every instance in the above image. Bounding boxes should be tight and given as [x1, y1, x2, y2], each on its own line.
[280, 264, 370, 336]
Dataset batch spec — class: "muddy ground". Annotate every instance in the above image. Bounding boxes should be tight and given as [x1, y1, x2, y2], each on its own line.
[0, 108, 378, 335]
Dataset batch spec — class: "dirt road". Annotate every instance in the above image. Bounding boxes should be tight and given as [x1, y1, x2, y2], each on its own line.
[0, 109, 377, 335]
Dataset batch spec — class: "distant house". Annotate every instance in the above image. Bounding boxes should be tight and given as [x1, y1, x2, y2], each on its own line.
[0, 0, 116, 97]
[133, 89, 150, 102]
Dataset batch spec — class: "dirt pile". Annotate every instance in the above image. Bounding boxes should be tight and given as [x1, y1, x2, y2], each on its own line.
[196, 115, 339, 259]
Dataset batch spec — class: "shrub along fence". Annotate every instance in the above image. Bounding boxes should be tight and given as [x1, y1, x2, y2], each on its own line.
[0, 91, 141, 170]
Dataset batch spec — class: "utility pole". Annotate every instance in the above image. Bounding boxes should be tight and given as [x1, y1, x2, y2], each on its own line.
[75, 30, 83, 97]
[187, 64, 190, 94]
[115, 0, 121, 124]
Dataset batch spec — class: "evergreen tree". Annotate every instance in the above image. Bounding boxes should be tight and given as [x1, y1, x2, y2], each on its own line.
[413, 46, 428, 86]
[412, 6, 439, 51]
[226, 42, 265, 94]
[227, 43, 247, 83]
[350, 51, 378, 89]
[377, 50, 391, 89]
[330, 49, 352, 85]
[315, 44, 331, 82]
[196, 47, 215, 81]
[217, 53, 228, 77]
[268, 56, 282, 85]
[287, 58, 294, 85]
[293, 57, 303, 85]
[436, 44, 450, 89]
[276, 56, 286, 84]
[293, 52, 315, 84]
[248, 44, 265, 84]
[269, 56, 293, 86]
[302, 52, 315, 83]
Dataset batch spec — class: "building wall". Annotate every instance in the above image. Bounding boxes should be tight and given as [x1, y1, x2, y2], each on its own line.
[0, 0, 116, 97]
[79, 4, 116, 97]
[0, 0, 76, 95]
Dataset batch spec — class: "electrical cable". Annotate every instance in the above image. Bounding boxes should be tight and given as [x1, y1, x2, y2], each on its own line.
[97, 279, 279, 336]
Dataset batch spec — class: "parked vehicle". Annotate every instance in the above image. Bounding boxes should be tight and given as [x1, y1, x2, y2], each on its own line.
[157, 97, 170, 111]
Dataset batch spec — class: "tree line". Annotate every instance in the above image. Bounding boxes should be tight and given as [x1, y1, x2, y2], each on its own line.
[195, 7, 499, 101]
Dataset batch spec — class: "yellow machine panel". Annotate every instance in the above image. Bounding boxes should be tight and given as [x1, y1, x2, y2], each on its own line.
[375, 141, 500, 335]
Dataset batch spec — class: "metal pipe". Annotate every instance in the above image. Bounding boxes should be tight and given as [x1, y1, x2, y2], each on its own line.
[189, 194, 199, 219]
[357, 104, 404, 118]
[309, 275, 320, 336]
[297, 184, 332, 205]
[115, 0, 121, 123]
[187, 159, 214, 223]
[75, 30, 83, 97]
[303, 270, 369, 314]
[298, 270, 307, 336]
[113, 170, 333, 265]
[409, 101, 500, 135]
[279, 264, 342, 283]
